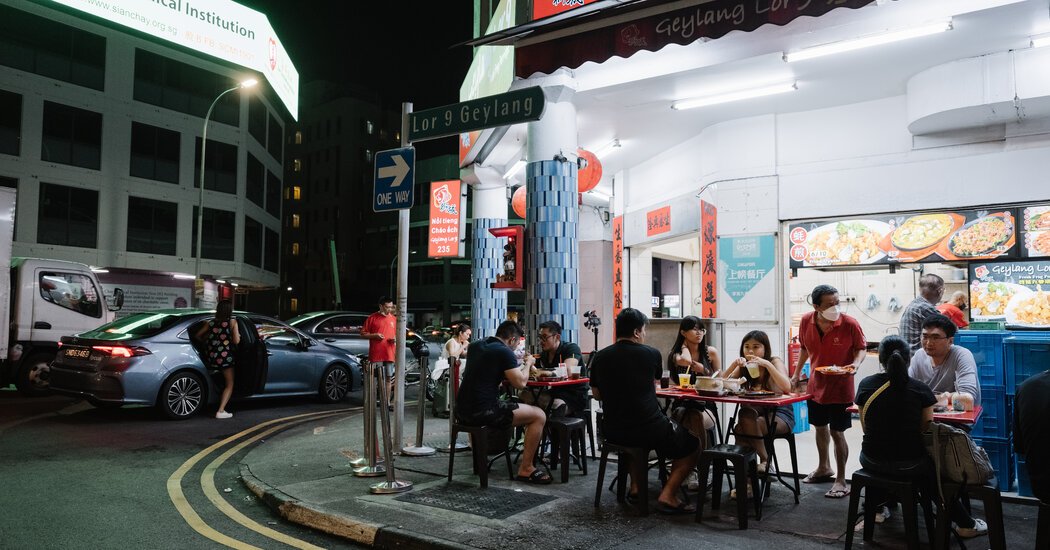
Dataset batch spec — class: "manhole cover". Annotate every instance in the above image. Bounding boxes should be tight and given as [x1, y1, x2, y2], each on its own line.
[394, 482, 555, 519]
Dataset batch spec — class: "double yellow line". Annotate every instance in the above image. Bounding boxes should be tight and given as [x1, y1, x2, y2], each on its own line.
[167, 408, 360, 549]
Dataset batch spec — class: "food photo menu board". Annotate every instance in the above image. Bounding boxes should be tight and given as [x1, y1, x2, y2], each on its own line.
[1022, 205, 1050, 258]
[789, 207, 1024, 268]
[969, 260, 1050, 328]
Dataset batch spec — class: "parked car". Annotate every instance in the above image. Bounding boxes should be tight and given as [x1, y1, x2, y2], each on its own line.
[48, 309, 361, 419]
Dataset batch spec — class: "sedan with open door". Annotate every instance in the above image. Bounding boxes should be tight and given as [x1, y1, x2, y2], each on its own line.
[48, 309, 362, 419]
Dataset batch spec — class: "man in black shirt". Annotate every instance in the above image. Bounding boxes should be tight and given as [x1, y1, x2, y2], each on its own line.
[535, 320, 585, 416]
[591, 308, 699, 514]
[456, 320, 550, 484]
[1015, 370, 1050, 503]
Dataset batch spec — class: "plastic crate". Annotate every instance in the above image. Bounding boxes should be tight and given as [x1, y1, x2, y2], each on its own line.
[1016, 455, 1033, 498]
[954, 330, 1010, 388]
[973, 437, 1015, 491]
[1004, 335, 1050, 394]
[792, 400, 809, 434]
[972, 386, 1010, 439]
[969, 321, 1007, 331]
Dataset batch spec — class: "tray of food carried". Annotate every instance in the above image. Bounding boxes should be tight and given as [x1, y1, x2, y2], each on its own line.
[814, 365, 856, 375]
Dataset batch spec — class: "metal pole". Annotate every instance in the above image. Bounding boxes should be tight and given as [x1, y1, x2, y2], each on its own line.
[353, 362, 385, 476]
[370, 364, 412, 494]
[392, 102, 412, 450]
[195, 85, 240, 287]
[439, 358, 469, 453]
[402, 353, 435, 455]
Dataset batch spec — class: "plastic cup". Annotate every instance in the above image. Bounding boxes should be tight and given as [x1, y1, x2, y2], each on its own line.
[556, 365, 567, 378]
[660, 370, 670, 388]
[569, 365, 581, 379]
[746, 363, 761, 379]
[678, 373, 691, 387]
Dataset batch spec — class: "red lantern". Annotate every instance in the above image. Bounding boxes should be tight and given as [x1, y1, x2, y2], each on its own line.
[577, 148, 602, 193]
[511, 186, 527, 218]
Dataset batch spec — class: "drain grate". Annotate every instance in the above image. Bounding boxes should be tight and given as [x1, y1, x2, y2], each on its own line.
[394, 482, 556, 519]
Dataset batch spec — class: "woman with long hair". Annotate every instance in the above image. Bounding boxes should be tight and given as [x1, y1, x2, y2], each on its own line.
[666, 316, 719, 489]
[195, 299, 240, 419]
[443, 323, 471, 360]
[722, 330, 794, 477]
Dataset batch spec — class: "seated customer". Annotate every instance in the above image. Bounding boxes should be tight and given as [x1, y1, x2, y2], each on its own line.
[908, 314, 981, 412]
[857, 335, 986, 539]
[591, 308, 699, 514]
[534, 320, 586, 416]
[456, 320, 550, 484]
[722, 330, 794, 475]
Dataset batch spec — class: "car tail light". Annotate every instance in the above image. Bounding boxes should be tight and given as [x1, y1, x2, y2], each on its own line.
[92, 345, 151, 357]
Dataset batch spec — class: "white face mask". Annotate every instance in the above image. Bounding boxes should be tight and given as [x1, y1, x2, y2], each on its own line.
[820, 305, 841, 322]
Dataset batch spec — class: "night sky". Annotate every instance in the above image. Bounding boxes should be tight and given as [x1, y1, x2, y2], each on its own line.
[239, 1, 475, 109]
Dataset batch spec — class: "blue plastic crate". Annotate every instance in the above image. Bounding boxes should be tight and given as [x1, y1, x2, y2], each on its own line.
[955, 330, 1010, 388]
[972, 386, 1010, 439]
[792, 400, 809, 434]
[974, 437, 1015, 491]
[1016, 455, 1033, 498]
[1004, 335, 1050, 394]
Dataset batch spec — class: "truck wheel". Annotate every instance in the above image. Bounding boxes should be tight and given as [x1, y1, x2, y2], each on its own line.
[158, 371, 205, 420]
[318, 364, 351, 403]
[16, 351, 55, 397]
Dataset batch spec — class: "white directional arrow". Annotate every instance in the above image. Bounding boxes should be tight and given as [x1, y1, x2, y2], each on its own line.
[378, 154, 410, 188]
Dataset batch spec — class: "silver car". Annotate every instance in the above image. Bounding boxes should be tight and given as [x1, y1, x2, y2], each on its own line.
[48, 309, 362, 419]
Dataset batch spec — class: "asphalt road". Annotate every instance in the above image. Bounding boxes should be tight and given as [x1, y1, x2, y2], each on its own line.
[0, 386, 373, 549]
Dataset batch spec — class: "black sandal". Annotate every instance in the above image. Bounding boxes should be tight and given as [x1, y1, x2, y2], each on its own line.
[516, 470, 553, 485]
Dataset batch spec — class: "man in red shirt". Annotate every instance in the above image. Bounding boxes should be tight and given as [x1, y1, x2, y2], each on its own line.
[937, 290, 970, 329]
[362, 296, 397, 408]
[789, 285, 867, 499]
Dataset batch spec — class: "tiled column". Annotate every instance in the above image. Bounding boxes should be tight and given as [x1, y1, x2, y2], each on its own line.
[469, 177, 509, 341]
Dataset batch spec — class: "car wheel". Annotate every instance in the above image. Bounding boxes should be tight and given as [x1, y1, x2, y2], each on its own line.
[158, 371, 205, 420]
[319, 364, 351, 403]
[16, 351, 55, 397]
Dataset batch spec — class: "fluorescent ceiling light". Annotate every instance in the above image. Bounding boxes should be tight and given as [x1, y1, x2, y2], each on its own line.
[784, 19, 952, 62]
[593, 139, 621, 158]
[1032, 34, 1050, 48]
[173, 273, 196, 280]
[216, 279, 226, 284]
[672, 81, 797, 110]
[503, 159, 526, 180]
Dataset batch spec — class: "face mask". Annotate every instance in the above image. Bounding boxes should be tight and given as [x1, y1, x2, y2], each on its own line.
[820, 305, 841, 322]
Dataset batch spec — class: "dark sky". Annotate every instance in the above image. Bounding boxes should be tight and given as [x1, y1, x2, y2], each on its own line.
[240, 2, 475, 109]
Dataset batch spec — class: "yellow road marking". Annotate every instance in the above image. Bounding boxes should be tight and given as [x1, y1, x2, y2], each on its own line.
[168, 408, 358, 549]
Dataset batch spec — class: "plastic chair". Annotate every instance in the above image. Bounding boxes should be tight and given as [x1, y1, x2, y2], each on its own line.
[936, 477, 1007, 550]
[763, 430, 801, 503]
[696, 443, 763, 529]
[595, 440, 652, 516]
[546, 416, 588, 483]
[446, 423, 515, 489]
[844, 469, 936, 550]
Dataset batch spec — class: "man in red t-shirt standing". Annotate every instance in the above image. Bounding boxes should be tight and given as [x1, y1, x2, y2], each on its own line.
[362, 296, 397, 408]
[789, 284, 867, 499]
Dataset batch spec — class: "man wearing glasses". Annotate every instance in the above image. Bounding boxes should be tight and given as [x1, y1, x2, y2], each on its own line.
[908, 313, 981, 412]
[535, 321, 584, 417]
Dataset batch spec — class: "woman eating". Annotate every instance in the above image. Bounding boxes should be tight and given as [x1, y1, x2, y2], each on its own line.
[666, 316, 719, 488]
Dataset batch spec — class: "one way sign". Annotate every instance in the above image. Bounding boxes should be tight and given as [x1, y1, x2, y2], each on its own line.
[373, 147, 415, 212]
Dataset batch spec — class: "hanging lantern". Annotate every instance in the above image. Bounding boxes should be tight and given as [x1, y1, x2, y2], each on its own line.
[577, 148, 602, 193]
[511, 186, 527, 218]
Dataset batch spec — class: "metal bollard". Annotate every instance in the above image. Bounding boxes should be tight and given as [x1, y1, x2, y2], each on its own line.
[370, 362, 412, 494]
[402, 353, 435, 456]
[353, 361, 385, 477]
[439, 358, 469, 453]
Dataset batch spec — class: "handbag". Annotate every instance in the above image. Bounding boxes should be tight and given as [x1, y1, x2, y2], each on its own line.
[924, 421, 995, 500]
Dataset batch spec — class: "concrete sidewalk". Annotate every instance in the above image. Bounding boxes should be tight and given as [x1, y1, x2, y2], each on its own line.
[240, 405, 1041, 549]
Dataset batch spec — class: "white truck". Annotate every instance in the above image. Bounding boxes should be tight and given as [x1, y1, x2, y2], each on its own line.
[0, 188, 124, 395]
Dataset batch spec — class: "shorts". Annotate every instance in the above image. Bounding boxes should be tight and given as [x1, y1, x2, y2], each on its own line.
[373, 361, 394, 378]
[456, 400, 518, 430]
[653, 419, 699, 460]
[808, 401, 852, 432]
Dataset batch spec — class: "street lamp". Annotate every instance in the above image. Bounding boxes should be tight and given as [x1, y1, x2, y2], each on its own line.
[390, 250, 416, 298]
[195, 78, 258, 284]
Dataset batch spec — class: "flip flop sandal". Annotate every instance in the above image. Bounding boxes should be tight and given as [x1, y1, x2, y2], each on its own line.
[802, 474, 835, 484]
[516, 470, 553, 485]
[656, 502, 696, 515]
[825, 488, 851, 499]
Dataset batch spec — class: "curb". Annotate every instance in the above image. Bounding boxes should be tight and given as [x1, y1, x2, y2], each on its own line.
[239, 464, 476, 550]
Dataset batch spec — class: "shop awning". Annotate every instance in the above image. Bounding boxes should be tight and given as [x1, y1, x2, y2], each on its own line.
[509, 0, 876, 78]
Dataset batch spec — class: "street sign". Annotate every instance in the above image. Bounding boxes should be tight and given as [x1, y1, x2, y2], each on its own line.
[373, 147, 415, 212]
[408, 87, 546, 142]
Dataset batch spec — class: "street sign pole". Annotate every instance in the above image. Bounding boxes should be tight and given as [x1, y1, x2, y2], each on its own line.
[392, 102, 412, 453]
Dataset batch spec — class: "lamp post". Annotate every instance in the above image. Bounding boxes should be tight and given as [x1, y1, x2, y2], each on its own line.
[389, 250, 415, 298]
[195, 79, 258, 290]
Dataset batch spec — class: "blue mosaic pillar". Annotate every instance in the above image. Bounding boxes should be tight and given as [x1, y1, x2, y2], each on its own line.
[525, 160, 578, 346]
[471, 217, 508, 341]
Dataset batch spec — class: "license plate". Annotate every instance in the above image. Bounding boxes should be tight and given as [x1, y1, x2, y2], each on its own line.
[65, 348, 90, 359]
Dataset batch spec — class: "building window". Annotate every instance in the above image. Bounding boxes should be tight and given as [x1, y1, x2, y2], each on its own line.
[294, 131, 302, 144]
[130, 122, 179, 183]
[133, 49, 238, 125]
[0, 89, 21, 156]
[264, 227, 279, 273]
[41, 101, 102, 170]
[193, 137, 238, 194]
[292, 214, 300, 228]
[244, 216, 262, 268]
[292, 186, 301, 200]
[290, 298, 298, 312]
[365, 120, 374, 135]
[293, 158, 301, 172]
[364, 149, 373, 163]
[291, 242, 300, 256]
[267, 112, 283, 162]
[246, 153, 264, 208]
[191, 207, 235, 260]
[0, 5, 105, 90]
[126, 196, 177, 255]
[38, 182, 97, 248]
[266, 170, 281, 218]
[248, 95, 266, 146]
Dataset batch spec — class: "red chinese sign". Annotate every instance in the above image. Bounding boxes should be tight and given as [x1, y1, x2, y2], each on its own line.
[533, 0, 597, 21]
[700, 201, 718, 318]
[428, 180, 461, 258]
[646, 206, 671, 237]
[613, 216, 624, 331]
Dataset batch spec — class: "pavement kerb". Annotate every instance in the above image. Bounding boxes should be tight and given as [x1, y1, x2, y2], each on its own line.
[239, 463, 475, 550]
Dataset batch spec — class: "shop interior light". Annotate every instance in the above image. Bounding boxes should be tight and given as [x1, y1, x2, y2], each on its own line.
[784, 19, 953, 62]
[672, 81, 797, 111]
[594, 139, 621, 157]
[1032, 34, 1050, 48]
[172, 273, 196, 280]
[503, 159, 526, 180]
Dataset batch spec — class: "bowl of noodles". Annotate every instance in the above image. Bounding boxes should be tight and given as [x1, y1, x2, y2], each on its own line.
[1005, 290, 1050, 327]
[891, 213, 955, 251]
[802, 220, 890, 266]
[971, 282, 1029, 319]
[947, 215, 1012, 257]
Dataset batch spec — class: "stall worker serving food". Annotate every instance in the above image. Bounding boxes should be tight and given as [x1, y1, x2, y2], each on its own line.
[908, 314, 981, 414]
[789, 285, 866, 499]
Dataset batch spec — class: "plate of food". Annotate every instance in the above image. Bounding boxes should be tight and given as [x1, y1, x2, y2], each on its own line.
[947, 215, 1013, 257]
[696, 389, 725, 397]
[814, 365, 856, 375]
[742, 389, 776, 398]
[1026, 206, 1050, 231]
[801, 220, 891, 266]
[971, 282, 1031, 319]
[891, 213, 955, 251]
[1028, 231, 1050, 256]
[1005, 290, 1050, 328]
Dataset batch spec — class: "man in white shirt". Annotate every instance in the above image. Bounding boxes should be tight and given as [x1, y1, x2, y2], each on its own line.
[908, 313, 981, 412]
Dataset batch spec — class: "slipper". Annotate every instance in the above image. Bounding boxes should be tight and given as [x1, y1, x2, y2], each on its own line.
[625, 493, 639, 504]
[656, 501, 696, 515]
[825, 488, 850, 499]
[802, 473, 835, 484]
[516, 470, 552, 485]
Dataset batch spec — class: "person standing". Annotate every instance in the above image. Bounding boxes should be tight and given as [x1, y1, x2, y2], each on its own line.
[1015, 369, 1050, 503]
[535, 320, 584, 416]
[937, 290, 970, 329]
[899, 274, 944, 351]
[195, 299, 240, 419]
[789, 285, 866, 499]
[362, 296, 397, 409]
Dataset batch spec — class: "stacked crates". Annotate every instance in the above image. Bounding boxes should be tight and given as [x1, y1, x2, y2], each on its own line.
[1004, 334, 1050, 498]
[955, 330, 1014, 489]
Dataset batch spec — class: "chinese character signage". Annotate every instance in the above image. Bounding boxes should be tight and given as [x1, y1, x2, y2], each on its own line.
[613, 216, 624, 327]
[718, 235, 775, 321]
[970, 260, 1050, 328]
[700, 201, 717, 319]
[428, 180, 462, 258]
[647, 206, 671, 237]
